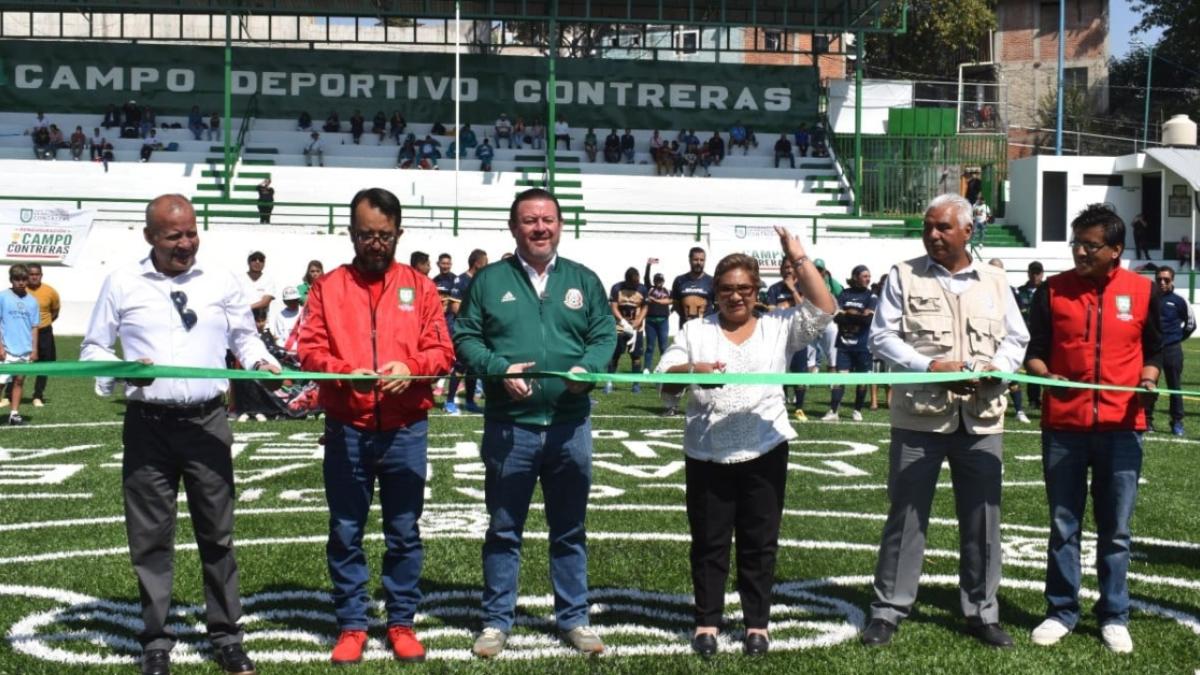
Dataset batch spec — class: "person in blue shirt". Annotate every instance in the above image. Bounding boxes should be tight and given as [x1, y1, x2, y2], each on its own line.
[0, 264, 41, 426]
[671, 247, 714, 329]
[444, 249, 487, 414]
[475, 138, 495, 172]
[460, 124, 479, 149]
[729, 122, 749, 155]
[1147, 265, 1196, 435]
[794, 124, 810, 159]
[765, 260, 818, 420]
[823, 265, 877, 422]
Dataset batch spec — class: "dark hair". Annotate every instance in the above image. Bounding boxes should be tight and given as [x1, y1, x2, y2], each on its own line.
[508, 187, 562, 226]
[624, 267, 639, 284]
[1071, 203, 1125, 248]
[688, 246, 706, 258]
[9, 264, 29, 280]
[468, 248, 488, 268]
[438, 252, 452, 261]
[26, 263, 42, 273]
[302, 259, 323, 283]
[350, 187, 402, 230]
[713, 253, 760, 289]
[1027, 261, 1044, 274]
[1158, 265, 1175, 279]
[247, 251, 265, 263]
[410, 251, 430, 267]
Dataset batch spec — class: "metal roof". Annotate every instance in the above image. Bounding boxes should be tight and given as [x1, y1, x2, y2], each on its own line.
[1146, 147, 1200, 192]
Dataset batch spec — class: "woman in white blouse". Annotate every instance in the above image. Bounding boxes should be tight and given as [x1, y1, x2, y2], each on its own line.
[656, 227, 835, 657]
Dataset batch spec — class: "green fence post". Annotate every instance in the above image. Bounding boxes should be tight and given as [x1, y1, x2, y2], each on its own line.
[76, 200, 82, 209]
[695, 215, 702, 242]
[812, 217, 818, 245]
[453, 207, 460, 236]
[327, 205, 334, 234]
[574, 210, 581, 238]
[202, 205, 210, 231]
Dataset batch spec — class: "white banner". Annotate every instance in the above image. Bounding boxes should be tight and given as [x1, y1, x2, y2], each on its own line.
[0, 207, 95, 267]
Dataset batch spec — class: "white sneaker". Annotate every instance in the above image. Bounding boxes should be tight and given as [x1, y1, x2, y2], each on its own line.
[1030, 619, 1070, 646]
[32, 398, 44, 408]
[851, 409, 863, 422]
[1017, 411, 1032, 424]
[604, 381, 613, 395]
[236, 413, 249, 422]
[254, 413, 268, 422]
[1100, 624, 1133, 654]
[821, 409, 839, 422]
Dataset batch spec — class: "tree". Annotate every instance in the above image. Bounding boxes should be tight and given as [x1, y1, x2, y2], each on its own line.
[506, 21, 620, 58]
[862, 0, 995, 81]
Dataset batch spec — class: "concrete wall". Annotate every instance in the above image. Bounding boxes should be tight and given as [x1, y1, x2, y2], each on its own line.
[1008, 154, 1142, 244]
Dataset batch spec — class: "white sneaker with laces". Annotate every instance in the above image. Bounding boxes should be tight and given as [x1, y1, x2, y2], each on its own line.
[236, 413, 249, 423]
[1101, 624, 1133, 654]
[821, 409, 839, 422]
[1030, 619, 1070, 646]
[851, 410, 863, 422]
[1017, 411, 1032, 424]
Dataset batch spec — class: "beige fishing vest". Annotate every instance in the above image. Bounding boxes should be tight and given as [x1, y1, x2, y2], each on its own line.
[890, 256, 1010, 435]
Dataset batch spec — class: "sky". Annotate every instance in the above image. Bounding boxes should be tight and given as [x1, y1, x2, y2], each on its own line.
[1109, 1, 1164, 58]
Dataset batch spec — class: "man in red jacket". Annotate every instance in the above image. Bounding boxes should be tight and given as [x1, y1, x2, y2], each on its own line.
[298, 187, 455, 664]
[1024, 204, 1162, 655]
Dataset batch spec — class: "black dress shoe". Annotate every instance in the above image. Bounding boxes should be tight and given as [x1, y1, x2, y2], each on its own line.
[967, 623, 1014, 648]
[140, 649, 170, 675]
[691, 632, 718, 657]
[213, 644, 257, 675]
[860, 619, 897, 647]
[744, 632, 769, 656]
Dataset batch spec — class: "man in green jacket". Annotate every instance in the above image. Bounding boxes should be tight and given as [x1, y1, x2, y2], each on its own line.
[454, 188, 616, 659]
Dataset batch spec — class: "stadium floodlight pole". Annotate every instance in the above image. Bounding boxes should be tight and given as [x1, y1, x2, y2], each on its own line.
[853, 30, 863, 217]
[545, 0, 558, 189]
[454, 0, 461, 209]
[1054, 0, 1063, 156]
[223, 11, 233, 199]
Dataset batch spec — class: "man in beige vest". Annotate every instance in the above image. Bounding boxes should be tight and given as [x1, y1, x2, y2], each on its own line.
[859, 194, 1029, 648]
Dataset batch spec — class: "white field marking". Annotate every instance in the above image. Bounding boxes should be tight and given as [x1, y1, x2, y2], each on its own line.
[428, 442, 479, 460]
[0, 421, 122, 432]
[0, 493, 92, 500]
[249, 447, 322, 461]
[0, 464, 86, 485]
[0, 445, 102, 462]
[1014, 454, 1041, 461]
[642, 483, 687, 491]
[234, 463, 312, 484]
[788, 461, 869, 478]
[820, 477, 1149, 492]
[593, 460, 685, 479]
[789, 441, 879, 458]
[619, 440, 681, 459]
[591, 453, 623, 458]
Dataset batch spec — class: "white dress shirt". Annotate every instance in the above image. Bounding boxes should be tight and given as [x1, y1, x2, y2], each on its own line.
[516, 252, 558, 297]
[656, 301, 831, 463]
[869, 259, 1029, 373]
[81, 255, 278, 404]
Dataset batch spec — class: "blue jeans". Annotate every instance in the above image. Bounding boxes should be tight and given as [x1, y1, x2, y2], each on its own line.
[644, 317, 670, 370]
[481, 418, 592, 632]
[1041, 430, 1143, 628]
[323, 418, 428, 629]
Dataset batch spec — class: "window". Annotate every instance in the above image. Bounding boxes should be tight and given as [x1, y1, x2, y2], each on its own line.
[763, 30, 782, 52]
[1064, 67, 1088, 93]
[813, 34, 830, 54]
[676, 29, 699, 54]
[1083, 174, 1123, 187]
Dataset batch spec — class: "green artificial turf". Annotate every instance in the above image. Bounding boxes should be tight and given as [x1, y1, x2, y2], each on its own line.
[0, 338, 1198, 674]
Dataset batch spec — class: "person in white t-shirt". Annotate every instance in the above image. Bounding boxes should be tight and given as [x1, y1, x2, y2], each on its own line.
[553, 118, 571, 150]
[269, 286, 303, 354]
[243, 251, 276, 321]
[972, 196, 992, 246]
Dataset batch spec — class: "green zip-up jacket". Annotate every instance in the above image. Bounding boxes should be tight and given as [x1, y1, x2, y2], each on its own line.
[453, 254, 616, 426]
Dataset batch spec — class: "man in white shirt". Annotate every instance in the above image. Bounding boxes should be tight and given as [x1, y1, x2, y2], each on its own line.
[553, 118, 571, 150]
[972, 196, 992, 248]
[270, 286, 303, 353]
[494, 113, 513, 148]
[81, 194, 280, 675]
[304, 131, 324, 167]
[243, 250, 275, 321]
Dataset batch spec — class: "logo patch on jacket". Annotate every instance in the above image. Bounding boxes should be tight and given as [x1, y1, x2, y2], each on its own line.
[398, 287, 415, 311]
[1115, 294, 1133, 321]
[564, 288, 584, 310]
[501, 291, 516, 303]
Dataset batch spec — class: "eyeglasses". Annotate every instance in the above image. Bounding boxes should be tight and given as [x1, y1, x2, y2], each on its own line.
[1068, 239, 1108, 253]
[351, 229, 397, 245]
[1157, 277, 1173, 284]
[716, 284, 758, 297]
[170, 290, 197, 331]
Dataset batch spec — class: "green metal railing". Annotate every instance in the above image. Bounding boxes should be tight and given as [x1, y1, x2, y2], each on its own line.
[831, 133, 1008, 217]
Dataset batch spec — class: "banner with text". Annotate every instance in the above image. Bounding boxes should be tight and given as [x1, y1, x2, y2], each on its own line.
[0, 40, 818, 131]
[0, 207, 95, 266]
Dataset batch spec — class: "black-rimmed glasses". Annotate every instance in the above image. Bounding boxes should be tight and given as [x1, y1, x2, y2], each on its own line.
[170, 290, 198, 331]
[350, 230, 397, 245]
[1068, 239, 1107, 253]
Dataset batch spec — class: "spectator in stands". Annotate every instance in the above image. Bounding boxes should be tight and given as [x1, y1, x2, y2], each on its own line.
[476, 138, 495, 172]
[396, 135, 417, 169]
[603, 129, 621, 163]
[696, 142, 714, 177]
[46, 125, 67, 160]
[460, 124, 478, 150]
[419, 135, 442, 169]
[810, 122, 827, 157]
[431, 121, 447, 135]
[349, 110, 365, 144]
[121, 100, 141, 138]
[513, 116, 526, 149]
[683, 129, 700, 148]
[298, 260, 324, 304]
[683, 143, 701, 177]
[138, 130, 163, 162]
[707, 131, 725, 166]
[297, 111, 313, 131]
[140, 105, 156, 139]
[794, 123, 810, 159]
[89, 128, 104, 161]
[389, 111, 407, 143]
[745, 125, 760, 149]
[410, 251, 432, 276]
[554, 117, 571, 150]
[323, 111, 341, 133]
[730, 121, 749, 155]
[207, 112, 221, 141]
[1177, 236, 1196, 268]
[621, 128, 636, 163]
[188, 106, 206, 140]
[69, 126, 87, 161]
[773, 134, 794, 169]
[495, 113, 513, 148]
[99, 138, 115, 169]
[257, 179, 275, 224]
[101, 104, 120, 130]
[649, 130, 664, 163]
[583, 128, 598, 162]
[304, 131, 325, 167]
[243, 250, 276, 321]
[372, 111, 387, 143]
[528, 119, 544, 149]
[655, 139, 674, 176]
[445, 139, 458, 160]
[670, 141, 685, 176]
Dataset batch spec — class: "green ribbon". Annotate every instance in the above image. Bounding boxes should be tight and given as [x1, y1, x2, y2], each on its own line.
[0, 361, 1192, 397]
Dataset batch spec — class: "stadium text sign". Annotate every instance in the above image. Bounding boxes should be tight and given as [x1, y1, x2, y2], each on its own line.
[0, 207, 94, 267]
[0, 40, 818, 130]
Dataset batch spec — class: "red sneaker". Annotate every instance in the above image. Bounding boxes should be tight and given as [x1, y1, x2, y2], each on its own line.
[387, 625, 426, 662]
[331, 630, 368, 664]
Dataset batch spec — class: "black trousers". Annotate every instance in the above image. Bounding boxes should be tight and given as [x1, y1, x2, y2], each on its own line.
[1146, 341, 1184, 425]
[122, 400, 244, 651]
[686, 443, 788, 629]
[32, 326, 55, 399]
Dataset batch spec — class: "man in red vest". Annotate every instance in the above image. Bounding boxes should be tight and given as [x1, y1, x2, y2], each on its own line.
[1023, 204, 1162, 655]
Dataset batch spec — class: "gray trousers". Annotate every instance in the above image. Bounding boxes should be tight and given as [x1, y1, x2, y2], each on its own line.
[870, 424, 1003, 626]
[122, 400, 243, 651]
